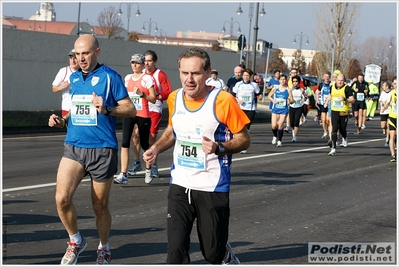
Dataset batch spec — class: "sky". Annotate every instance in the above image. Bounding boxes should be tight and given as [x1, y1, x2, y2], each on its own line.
[2, 1, 398, 50]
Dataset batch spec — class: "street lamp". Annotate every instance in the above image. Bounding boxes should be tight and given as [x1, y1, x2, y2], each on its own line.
[236, 3, 243, 15]
[221, 18, 241, 51]
[236, 3, 265, 71]
[156, 29, 168, 44]
[117, 2, 141, 34]
[292, 32, 309, 50]
[142, 18, 158, 40]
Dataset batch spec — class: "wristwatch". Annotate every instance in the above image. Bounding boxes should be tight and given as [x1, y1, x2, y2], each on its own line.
[214, 143, 226, 155]
[105, 106, 112, 116]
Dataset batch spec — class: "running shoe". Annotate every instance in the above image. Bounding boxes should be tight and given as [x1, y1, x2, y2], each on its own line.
[322, 132, 328, 138]
[96, 248, 111, 265]
[383, 129, 386, 135]
[390, 156, 396, 162]
[145, 169, 153, 184]
[385, 142, 389, 147]
[369, 117, 373, 120]
[222, 242, 240, 265]
[328, 148, 336, 156]
[151, 164, 159, 178]
[327, 139, 332, 148]
[240, 150, 247, 154]
[361, 124, 366, 130]
[271, 136, 277, 145]
[128, 161, 142, 176]
[342, 137, 348, 147]
[60, 236, 88, 265]
[337, 136, 342, 146]
[291, 136, 297, 142]
[113, 172, 128, 184]
[277, 141, 282, 147]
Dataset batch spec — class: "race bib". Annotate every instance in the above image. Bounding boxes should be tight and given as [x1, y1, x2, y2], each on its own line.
[275, 97, 286, 108]
[333, 97, 344, 109]
[70, 94, 97, 126]
[176, 139, 205, 170]
[128, 92, 143, 110]
[357, 93, 364, 101]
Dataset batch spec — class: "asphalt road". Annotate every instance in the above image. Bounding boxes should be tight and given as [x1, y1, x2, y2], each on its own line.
[2, 111, 397, 265]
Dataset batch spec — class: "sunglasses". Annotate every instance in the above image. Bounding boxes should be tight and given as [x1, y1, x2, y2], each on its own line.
[292, 80, 299, 82]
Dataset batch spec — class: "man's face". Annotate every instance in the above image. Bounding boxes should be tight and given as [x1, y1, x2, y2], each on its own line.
[179, 56, 210, 100]
[393, 79, 397, 89]
[74, 37, 99, 73]
[235, 70, 242, 79]
[274, 72, 280, 79]
[336, 74, 345, 88]
[69, 56, 79, 70]
[290, 70, 297, 77]
[323, 73, 330, 83]
[144, 55, 156, 72]
[211, 73, 217, 80]
[358, 75, 364, 83]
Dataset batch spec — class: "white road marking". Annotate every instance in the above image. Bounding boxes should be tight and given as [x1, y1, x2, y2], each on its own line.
[2, 138, 385, 193]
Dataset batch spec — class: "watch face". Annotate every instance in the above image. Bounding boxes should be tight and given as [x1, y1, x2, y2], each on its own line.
[107, 106, 112, 112]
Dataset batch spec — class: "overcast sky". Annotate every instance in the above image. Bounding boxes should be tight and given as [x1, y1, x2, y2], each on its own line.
[2, 1, 397, 49]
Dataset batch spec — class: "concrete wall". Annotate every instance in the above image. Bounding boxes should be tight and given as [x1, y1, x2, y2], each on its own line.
[2, 29, 239, 111]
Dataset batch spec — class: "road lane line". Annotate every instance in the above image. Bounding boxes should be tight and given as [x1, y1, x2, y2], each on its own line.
[2, 138, 385, 193]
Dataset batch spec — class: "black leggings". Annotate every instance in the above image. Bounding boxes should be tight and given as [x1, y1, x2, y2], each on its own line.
[331, 111, 348, 148]
[243, 110, 256, 130]
[121, 116, 151, 150]
[289, 107, 303, 127]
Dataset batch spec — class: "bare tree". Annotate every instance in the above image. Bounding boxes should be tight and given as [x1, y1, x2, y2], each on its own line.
[313, 3, 359, 78]
[128, 31, 140, 42]
[211, 41, 222, 51]
[268, 49, 289, 74]
[290, 50, 307, 74]
[97, 6, 123, 39]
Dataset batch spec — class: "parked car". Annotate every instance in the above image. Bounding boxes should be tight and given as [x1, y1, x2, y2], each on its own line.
[301, 75, 319, 86]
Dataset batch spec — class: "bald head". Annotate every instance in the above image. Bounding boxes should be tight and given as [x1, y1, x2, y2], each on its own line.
[336, 73, 345, 88]
[74, 34, 100, 73]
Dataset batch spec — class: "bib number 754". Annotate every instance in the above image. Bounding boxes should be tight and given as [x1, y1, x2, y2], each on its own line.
[181, 144, 198, 157]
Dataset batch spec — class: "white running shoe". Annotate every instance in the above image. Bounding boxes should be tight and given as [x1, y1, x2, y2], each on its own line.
[61, 236, 88, 265]
[328, 148, 336, 156]
[361, 124, 366, 130]
[271, 136, 277, 145]
[145, 169, 153, 184]
[240, 150, 247, 154]
[96, 248, 111, 265]
[113, 172, 128, 184]
[292, 136, 297, 142]
[322, 132, 328, 138]
[277, 141, 282, 147]
[342, 137, 348, 147]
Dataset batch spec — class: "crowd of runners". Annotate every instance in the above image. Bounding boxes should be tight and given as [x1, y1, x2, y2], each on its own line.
[49, 34, 396, 265]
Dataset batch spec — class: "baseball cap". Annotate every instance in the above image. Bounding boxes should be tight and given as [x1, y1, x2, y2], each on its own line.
[67, 49, 75, 57]
[211, 69, 218, 75]
[130, 54, 145, 64]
